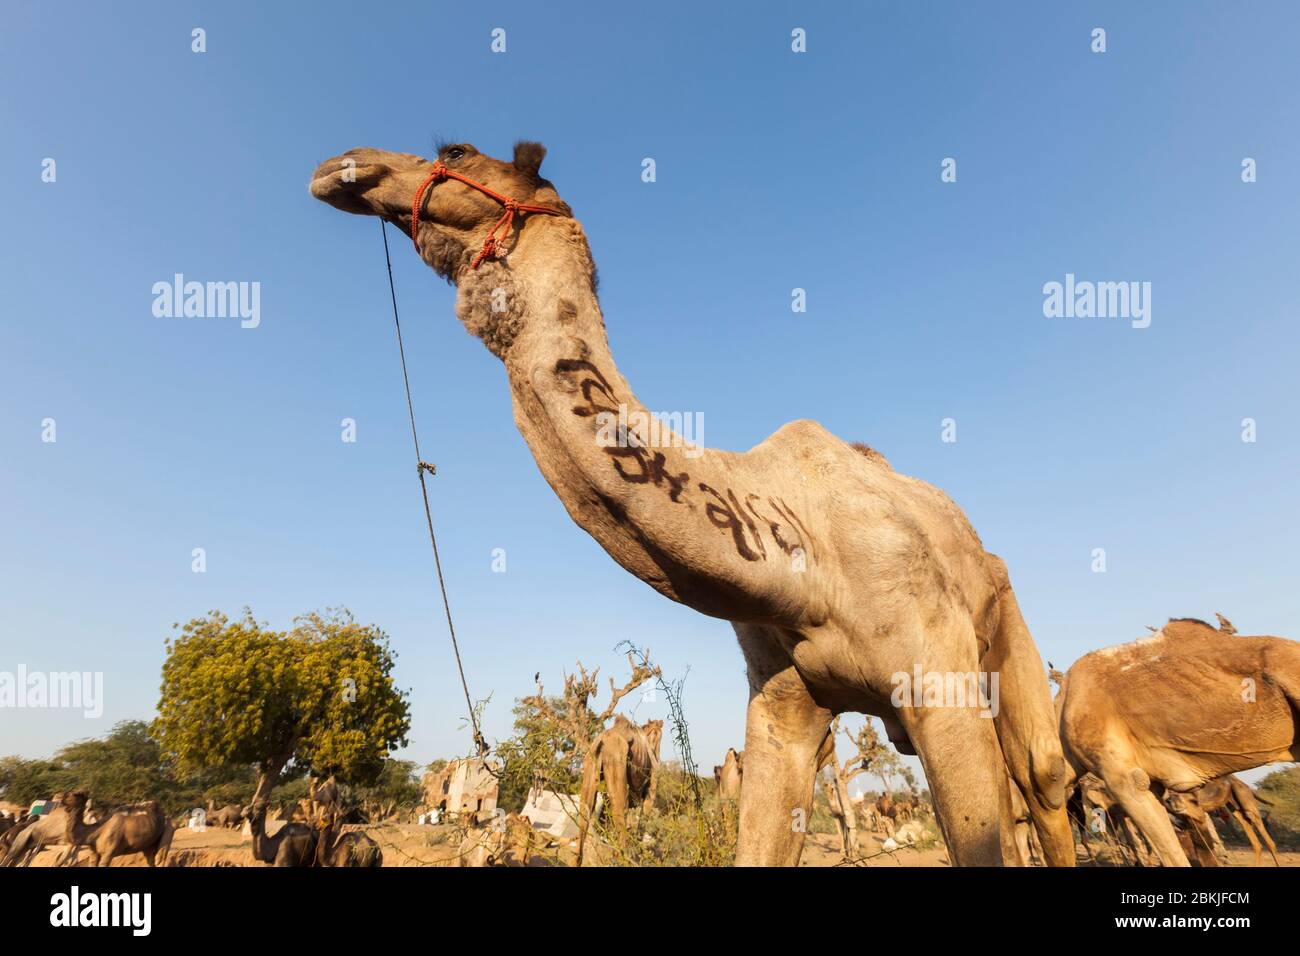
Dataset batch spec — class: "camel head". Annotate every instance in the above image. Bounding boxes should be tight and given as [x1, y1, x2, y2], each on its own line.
[60, 791, 89, 811]
[641, 719, 665, 756]
[310, 141, 570, 280]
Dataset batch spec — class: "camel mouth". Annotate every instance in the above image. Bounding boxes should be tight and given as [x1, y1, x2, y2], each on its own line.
[309, 158, 384, 212]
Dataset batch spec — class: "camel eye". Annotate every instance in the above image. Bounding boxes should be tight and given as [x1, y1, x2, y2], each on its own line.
[445, 146, 465, 161]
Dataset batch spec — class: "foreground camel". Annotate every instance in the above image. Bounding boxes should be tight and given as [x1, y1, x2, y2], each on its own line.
[1057, 617, 1300, 866]
[310, 139, 1073, 866]
[576, 716, 663, 863]
[713, 748, 743, 800]
[243, 800, 317, 867]
[1165, 776, 1280, 867]
[60, 792, 173, 868]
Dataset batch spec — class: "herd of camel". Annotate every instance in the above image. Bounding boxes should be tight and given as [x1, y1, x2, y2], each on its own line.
[573, 615, 1292, 867]
[0, 776, 381, 868]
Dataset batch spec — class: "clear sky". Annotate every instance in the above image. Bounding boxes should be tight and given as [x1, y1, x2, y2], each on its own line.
[2, 2, 1297, 788]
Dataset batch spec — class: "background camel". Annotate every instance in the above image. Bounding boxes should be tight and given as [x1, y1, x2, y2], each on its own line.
[60, 791, 172, 868]
[1057, 616, 1300, 866]
[714, 748, 743, 800]
[308, 774, 340, 821]
[576, 716, 663, 864]
[205, 799, 243, 829]
[1, 803, 70, 867]
[1165, 775, 1280, 867]
[313, 808, 382, 867]
[310, 139, 1072, 866]
[243, 799, 316, 867]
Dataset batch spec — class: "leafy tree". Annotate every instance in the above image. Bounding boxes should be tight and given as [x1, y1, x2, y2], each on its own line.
[352, 758, 422, 820]
[154, 608, 411, 801]
[51, 720, 170, 806]
[1256, 765, 1300, 849]
[0, 756, 67, 810]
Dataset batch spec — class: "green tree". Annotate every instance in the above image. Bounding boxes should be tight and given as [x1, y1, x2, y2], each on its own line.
[0, 756, 67, 810]
[52, 719, 170, 806]
[154, 608, 411, 801]
[352, 758, 422, 820]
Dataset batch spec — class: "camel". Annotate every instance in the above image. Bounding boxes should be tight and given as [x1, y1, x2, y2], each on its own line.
[576, 716, 663, 863]
[205, 799, 243, 829]
[1165, 775, 1280, 867]
[1067, 772, 1164, 866]
[60, 792, 173, 868]
[1, 806, 70, 867]
[1057, 616, 1300, 866]
[310, 139, 1074, 866]
[308, 774, 340, 821]
[313, 809, 382, 867]
[713, 748, 743, 800]
[243, 799, 317, 867]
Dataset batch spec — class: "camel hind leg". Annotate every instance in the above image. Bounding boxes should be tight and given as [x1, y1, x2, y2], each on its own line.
[1103, 765, 1189, 867]
[1230, 809, 1263, 866]
[981, 561, 1075, 866]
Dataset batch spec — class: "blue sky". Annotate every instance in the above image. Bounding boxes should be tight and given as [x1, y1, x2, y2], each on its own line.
[2, 2, 1297, 788]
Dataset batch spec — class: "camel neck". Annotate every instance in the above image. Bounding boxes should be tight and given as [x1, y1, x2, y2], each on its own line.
[449, 218, 800, 622]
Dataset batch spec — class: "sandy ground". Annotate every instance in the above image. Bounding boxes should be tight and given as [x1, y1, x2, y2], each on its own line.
[17, 821, 1297, 867]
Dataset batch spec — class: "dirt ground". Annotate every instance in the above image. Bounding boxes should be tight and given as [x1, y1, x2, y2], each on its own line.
[19, 820, 1298, 867]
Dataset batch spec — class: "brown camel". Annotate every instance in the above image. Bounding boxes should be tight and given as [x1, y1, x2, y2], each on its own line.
[60, 792, 173, 868]
[313, 809, 382, 867]
[1165, 775, 1280, 867]
[243, 799, 317, 867]
[310, 139, 1073, 866]
[576, 716, 664, 863]
[713, 748, 743, 800]
[1057, 616, 1300, 866]
[205, 799, 243, 829]
[1, 803, 71, 867]
[308, 774, 340, 821]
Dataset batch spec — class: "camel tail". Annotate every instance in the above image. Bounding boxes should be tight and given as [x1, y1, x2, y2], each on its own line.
[1252, 790, 1274, 806]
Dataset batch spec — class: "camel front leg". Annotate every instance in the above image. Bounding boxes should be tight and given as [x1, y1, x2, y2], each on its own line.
[734, 626, 832, 867]
[900, 705, 1005, 866]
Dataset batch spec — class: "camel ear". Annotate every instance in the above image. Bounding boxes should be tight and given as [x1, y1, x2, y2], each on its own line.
[513, 141, 546, 178]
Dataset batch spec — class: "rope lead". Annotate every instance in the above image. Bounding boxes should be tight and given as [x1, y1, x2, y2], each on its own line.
[380, 219, 488, 758]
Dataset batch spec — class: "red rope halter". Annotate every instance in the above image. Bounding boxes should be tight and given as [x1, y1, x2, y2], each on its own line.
[410, 161, 564, 269]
